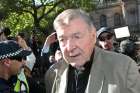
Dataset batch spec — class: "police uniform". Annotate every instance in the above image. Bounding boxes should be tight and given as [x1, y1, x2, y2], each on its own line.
[0, 78, 11, 93]
[0, 40, 31, 93]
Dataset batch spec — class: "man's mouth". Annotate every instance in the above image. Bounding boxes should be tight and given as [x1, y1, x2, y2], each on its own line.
[69, 53, 80, 58]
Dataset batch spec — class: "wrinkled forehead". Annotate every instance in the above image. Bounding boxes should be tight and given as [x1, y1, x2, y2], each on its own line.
[53, 10, 94, 31]
[55, 16, 83, 30]
[55, 18, 93, 39]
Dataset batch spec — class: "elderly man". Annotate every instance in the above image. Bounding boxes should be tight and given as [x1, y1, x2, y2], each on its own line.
[45, 9, 140, 93]
[0, 40, 31, 93]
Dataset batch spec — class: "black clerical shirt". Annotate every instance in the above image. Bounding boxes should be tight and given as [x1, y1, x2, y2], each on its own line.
[67, 54, 93, 93]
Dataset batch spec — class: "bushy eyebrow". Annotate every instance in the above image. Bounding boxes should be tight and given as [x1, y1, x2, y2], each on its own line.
[57, 31, 82, 40]
[58, 35, 64, 39]
[73, 32, 80, 36]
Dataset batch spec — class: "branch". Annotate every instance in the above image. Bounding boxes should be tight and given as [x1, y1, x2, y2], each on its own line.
[39, 0, 64, 20]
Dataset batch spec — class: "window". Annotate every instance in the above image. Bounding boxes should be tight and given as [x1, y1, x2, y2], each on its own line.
[114, 13, 121, 26]
[100, 14, 107, 27]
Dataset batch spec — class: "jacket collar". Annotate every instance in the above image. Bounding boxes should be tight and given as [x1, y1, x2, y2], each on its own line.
[57, 47, 105, 93]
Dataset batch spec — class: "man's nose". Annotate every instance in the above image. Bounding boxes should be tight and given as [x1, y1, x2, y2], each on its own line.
[66, 39, 76, 52]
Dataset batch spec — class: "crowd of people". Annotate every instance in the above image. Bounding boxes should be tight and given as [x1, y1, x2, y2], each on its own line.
[96, 26, 140, 64]
[0, 8, 140, 93]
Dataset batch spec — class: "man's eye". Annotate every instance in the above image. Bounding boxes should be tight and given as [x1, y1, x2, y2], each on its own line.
[59, 38, 64, 42]
[75, 35, 81, 39]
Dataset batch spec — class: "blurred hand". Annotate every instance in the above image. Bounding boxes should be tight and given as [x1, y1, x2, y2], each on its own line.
[16, 36, 28, 49]
[44, 32, 57, 46]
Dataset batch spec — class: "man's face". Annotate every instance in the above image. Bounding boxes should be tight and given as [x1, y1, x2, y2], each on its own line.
[98, 32, 114, 51]
[56, 18, 96, 67]
[10, 59, 25, 75]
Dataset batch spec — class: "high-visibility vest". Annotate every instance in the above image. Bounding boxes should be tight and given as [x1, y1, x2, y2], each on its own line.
[14, 69, 29, 93]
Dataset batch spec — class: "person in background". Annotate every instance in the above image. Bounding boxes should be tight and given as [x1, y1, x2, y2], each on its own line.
[0, 40, 31, 93]
[54, 48, 62, 62]
[133, 41, 140, 64]
[97, 27, 117, 51]
[119, 39, 135, 59]
[30, 34, 41, 58]
[41, 32, 57, 56]
[49, 55, 56, 64]
[16, 33, 36, 71]
[133, 41, 140, 72]
[41, 32, 58, 70]
[48, 48, 62, 64]
[45, 9, 140, 93]
[0, 27, 11, 41]
[16, 34, 45, 93]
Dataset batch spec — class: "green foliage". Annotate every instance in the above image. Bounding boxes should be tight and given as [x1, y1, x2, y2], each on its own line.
[1, 12, 33, 36]
[0, 0, 97, 38]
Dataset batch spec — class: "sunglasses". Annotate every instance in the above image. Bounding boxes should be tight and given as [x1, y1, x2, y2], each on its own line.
[9, 56, 23, 62]
[99, 34, 113, 41]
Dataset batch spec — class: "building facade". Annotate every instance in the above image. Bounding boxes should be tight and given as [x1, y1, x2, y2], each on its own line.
[90, 0, 140, 34]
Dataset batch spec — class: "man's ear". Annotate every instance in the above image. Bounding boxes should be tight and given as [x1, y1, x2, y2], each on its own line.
[3, 59, 11, 67]
[91, 26, 96, 37]
[91, 27, 97, 44]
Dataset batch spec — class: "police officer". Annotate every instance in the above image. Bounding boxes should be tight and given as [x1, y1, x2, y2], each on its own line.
[0, 40, 31, 93]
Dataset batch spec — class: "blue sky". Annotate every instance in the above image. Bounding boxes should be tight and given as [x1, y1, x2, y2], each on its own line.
[35, 0, 54, 5]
